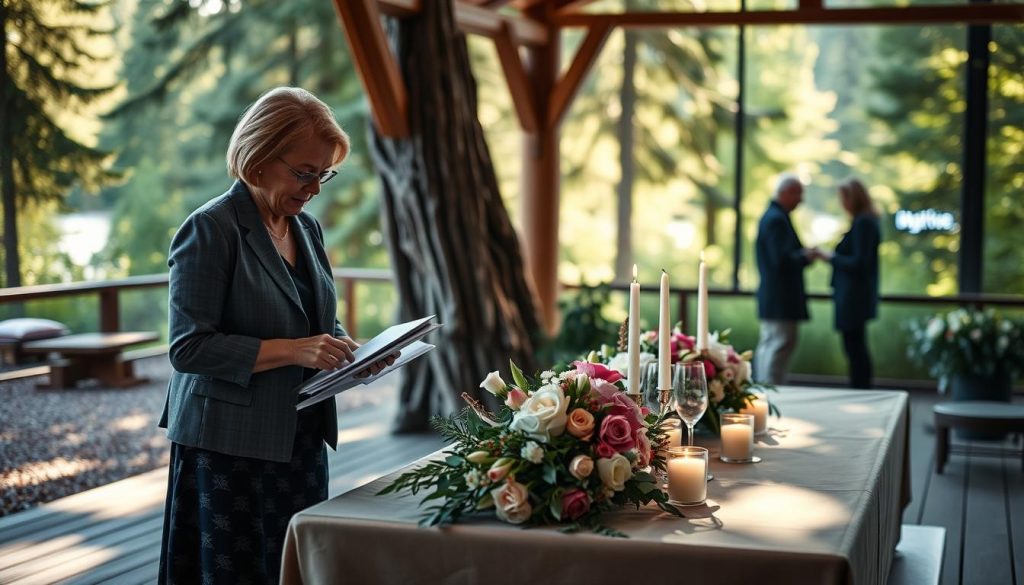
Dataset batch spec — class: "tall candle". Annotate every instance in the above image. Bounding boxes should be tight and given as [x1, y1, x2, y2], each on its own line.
[627, 265, 640, 395]
[658, 269, 671, 389]
[721, 421, 754, 460]
[740, 394, 769, 435]
[667, 455, 706, 504]
[696, 250, 709, 352]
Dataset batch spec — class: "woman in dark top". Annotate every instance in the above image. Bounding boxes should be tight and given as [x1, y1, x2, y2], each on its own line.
[822, 178, 881, 389]
[158, 87, 393, 584]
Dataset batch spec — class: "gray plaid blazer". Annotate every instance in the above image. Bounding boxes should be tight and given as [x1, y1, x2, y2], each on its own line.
[159, 181, 342, 462]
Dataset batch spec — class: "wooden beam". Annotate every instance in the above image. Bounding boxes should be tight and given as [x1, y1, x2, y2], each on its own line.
[378, 0, 549, 45]
[333, 0, 409, 137]
[520, 2, 561, 335]
[493, 23, 539, 132]
[377, 0, 420, 17]
[455, 1, 548, 45]
[547, 23, 611, 129]
[554, 0, 601, 15]
[554, 5, 1024, 27]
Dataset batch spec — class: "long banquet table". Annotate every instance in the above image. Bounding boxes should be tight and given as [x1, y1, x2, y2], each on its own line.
[281, 387, 910, 585]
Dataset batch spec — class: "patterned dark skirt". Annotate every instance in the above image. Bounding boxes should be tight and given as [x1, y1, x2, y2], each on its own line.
[158, 414, 327, 585]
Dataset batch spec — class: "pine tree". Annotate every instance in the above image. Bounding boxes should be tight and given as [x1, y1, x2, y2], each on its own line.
[0, 0, 119, 287]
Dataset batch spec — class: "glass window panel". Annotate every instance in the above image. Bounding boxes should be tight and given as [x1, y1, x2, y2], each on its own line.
[983, 24, 1024, 294]
[741, 24, 967, 297]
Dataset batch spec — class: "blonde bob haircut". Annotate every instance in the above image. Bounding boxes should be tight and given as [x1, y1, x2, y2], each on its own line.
[838, 177, 879, 218]
[227, 87, 350, 185]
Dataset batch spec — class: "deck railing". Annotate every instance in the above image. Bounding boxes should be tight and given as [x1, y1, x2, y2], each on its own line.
[2, 272, 1022, 387]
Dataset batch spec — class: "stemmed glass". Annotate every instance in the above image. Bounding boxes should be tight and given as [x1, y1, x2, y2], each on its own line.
[639, 362, 668, 415]
[672, 362, 709, 447]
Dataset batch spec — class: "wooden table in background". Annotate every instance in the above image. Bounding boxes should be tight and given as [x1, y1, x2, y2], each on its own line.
[22, 331, 160, 389]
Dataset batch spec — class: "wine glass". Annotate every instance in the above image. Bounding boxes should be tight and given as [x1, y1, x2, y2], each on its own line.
[672, 362, 709, 447]
[639, 362, 666, 414]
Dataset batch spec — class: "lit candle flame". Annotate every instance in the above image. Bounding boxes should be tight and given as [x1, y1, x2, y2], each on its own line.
[632, 264, 638, 282]
[700, 249, 705, 262]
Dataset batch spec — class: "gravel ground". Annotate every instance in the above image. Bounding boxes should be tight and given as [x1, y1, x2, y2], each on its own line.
[0, 356, 394, 518]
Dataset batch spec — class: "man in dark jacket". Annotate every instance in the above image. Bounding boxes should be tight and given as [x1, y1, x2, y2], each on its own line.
[754, 174, 816, 384]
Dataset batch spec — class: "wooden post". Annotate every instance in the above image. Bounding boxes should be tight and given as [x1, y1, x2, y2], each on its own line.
[521, 9, 561, 335]
[99, 290, 119, 332]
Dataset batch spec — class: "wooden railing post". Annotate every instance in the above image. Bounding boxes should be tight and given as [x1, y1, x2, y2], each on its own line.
[344, 278, 358, 339]
[99, 290, 119, 332]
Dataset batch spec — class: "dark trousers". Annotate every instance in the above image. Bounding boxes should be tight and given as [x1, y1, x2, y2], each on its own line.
[841, 326, 872, 389]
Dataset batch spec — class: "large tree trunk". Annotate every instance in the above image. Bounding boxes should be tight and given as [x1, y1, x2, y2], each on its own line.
[614, 29, 638, 283]
[370, 0, 541, 432]
[0, 2, 21, 288]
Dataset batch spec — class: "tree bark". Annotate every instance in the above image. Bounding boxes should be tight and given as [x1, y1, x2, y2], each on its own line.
[369, 0, 541, 432]
[614, 29, 638, 283]
[0, 1, 21, 288]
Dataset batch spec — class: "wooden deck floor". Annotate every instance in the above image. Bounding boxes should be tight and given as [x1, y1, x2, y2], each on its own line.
[0, 383, 1021, 584]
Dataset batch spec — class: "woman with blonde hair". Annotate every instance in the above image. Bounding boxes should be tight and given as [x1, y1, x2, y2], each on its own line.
[820, 177, 881, 388]
[157, 87, 393, 584]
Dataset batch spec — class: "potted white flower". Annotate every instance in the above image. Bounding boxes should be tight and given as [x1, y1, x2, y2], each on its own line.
[906, 307, 1023, 402]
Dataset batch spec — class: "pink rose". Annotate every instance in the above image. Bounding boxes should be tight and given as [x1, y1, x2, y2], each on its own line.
[702, 358, 717, 379]
[491, 479, 532, 524]
[599, 415, 636, 452]
[595, 442, 617, 459]
[671, 333, 696, 361]
[634, 428, 652, 468]
[505, 387, 528, 410]
[560, 489, 591, 521]
[573, 361, 624, 384]
[568, 455, 594, 480]
[606, 392, 645, 431]
[566, 408, 595, 440]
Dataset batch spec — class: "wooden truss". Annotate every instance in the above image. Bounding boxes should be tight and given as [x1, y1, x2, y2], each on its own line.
[332, 0, 1023, 332]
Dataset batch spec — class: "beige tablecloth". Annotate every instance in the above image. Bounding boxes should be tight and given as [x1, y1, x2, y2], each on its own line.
[282, 387, 910, 585]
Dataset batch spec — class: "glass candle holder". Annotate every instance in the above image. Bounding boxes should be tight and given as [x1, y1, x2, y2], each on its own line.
[660, 418, 683, 451]
[738, 391, 769, 436]
[665, 446, 708, 506]
[719, 413, 759, 463]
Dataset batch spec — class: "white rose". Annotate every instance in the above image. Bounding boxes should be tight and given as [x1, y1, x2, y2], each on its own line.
[706, 335, 730, 367]
[925, 317, 944, 339]
[596, 454, 632, 492]
[520, 441, 544, 464]
[738, 360, 752, 383]
[491, 480, 532, 524]
[509, 384, 569, 442]
[480, 371, 508, 397]
[607, 352, 629, 375]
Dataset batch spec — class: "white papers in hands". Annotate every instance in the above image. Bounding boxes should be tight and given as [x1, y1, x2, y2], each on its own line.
[295, 315, 440, 410]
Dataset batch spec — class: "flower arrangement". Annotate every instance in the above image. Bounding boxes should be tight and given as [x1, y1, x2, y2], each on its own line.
[603, 323, 771, 432]
[906, 307, 1024, 392]
[379, 361, 682, 534]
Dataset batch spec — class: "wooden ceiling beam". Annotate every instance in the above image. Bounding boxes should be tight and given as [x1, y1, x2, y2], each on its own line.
[493, 23, 539, 132]
[554, 0, 600, 15]
[547, 23, 611, 129]
[378, 0, 548, 45]
[333, 0, 409, 137]
[554, 5, 1024, 27]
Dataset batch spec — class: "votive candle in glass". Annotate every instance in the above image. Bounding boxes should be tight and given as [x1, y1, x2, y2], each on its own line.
[739, 391, 769, 436]
[666, 446, 708, 506]
[720, 413, 755, 462]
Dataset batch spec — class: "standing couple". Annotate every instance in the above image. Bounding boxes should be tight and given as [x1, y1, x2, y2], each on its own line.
[755, 173, 881, 389]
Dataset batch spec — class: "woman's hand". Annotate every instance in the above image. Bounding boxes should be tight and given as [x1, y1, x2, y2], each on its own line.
[354, 351, 400, 378]
[292, 334, 358, 370]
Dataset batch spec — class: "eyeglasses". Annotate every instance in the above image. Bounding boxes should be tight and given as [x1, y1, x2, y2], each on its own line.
[276, 157, 338, 185]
